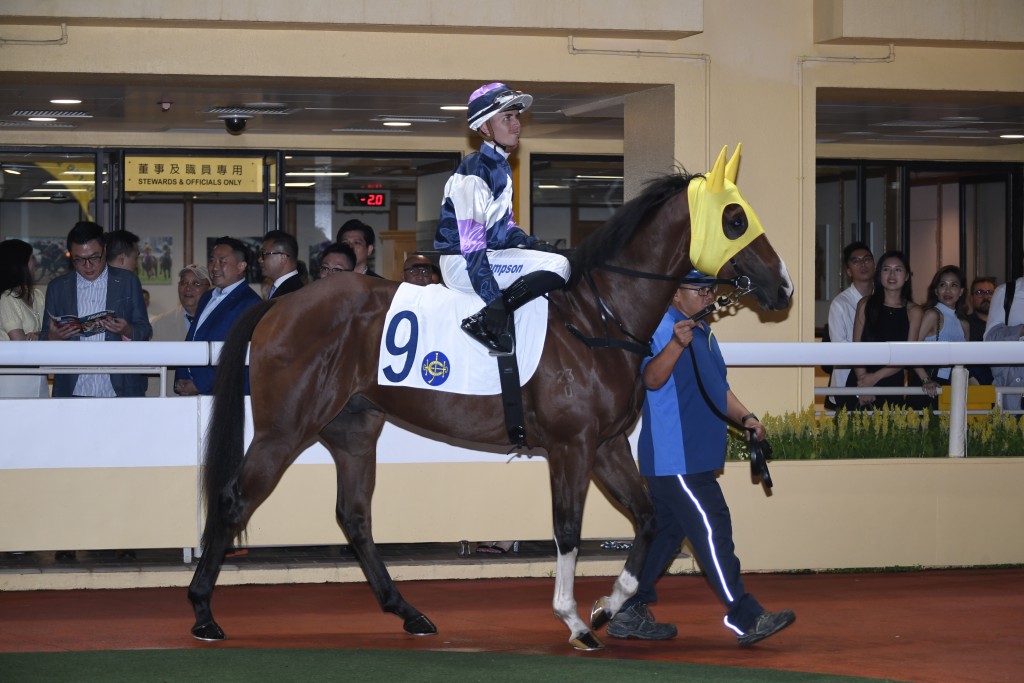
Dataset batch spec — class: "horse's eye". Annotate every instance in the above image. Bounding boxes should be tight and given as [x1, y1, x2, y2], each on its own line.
[722, 204, 747, 239]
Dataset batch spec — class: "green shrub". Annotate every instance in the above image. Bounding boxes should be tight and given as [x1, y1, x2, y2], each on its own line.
[726, 404, 1024, 460]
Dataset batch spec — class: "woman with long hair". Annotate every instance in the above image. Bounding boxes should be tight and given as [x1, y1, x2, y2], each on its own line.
[847, 250, 923, 409]
[0, 239, 48, 397]
[912, 265, 973, 406]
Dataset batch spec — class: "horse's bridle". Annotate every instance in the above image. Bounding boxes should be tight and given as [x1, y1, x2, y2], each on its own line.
[561, 257, 754, 357]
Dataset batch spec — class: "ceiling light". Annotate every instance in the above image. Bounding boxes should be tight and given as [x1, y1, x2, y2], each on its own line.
[537, 184, 568, 189]
[14, 110, 92, 118]
[383, 121, 412, 127]
[28, 117, 57, 122]
[3, 168, 21, 175]
[331, 127, 411, 133]
[575, 174, 623, 180]
[375, 115, 449, 124]
[285, 171, 349, 177]
[284, 182, 316, 187]
[1000, 134, 1024, 139]
[440, 105, 468, 111]
[45, 179, 95, 185]
[50, 99, 82, 104]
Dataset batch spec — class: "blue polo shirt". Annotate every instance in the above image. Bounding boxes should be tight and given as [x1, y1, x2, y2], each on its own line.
[638, 306, 729, 476]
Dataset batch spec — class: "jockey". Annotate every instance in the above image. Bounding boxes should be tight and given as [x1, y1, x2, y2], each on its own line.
[435, 82, 571, 354]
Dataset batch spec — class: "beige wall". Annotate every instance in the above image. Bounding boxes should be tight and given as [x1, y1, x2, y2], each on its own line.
[5, 458, 1022, 573]
[1, 0, 1022, 418]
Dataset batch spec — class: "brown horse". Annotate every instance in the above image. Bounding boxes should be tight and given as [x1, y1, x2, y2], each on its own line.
[187, 149, 793, 650]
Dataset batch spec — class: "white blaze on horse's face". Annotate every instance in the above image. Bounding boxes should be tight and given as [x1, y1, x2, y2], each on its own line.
[687, 144, 766, 277]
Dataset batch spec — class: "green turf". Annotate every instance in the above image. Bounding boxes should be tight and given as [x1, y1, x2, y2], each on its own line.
[0, 648, 905, 682]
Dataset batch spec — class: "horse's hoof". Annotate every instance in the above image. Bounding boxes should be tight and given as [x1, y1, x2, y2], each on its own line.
[569, 630, 604, 651]
[403, 614, 438, 636]
[191, 620, 226, 642]
[590, 595, 612, 631]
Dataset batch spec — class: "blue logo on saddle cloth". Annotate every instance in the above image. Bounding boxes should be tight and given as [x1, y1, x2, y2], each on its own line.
[377, 283, 549, 395]
[420, 351, 450, 385]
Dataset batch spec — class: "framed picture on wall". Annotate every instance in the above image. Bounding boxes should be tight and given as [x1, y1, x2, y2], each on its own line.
[136, 236, 174, 285]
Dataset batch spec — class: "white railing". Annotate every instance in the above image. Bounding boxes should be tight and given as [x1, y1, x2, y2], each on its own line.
[2, 341, 1021, 457]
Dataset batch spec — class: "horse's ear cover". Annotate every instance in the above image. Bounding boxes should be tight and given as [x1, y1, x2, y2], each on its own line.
[687, 143, 765, 276]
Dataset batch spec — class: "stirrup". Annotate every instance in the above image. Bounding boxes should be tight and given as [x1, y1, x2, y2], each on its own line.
[461, 314, 514, 355]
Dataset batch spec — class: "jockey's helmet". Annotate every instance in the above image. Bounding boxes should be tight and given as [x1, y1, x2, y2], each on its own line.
[466, 82, 533, 132]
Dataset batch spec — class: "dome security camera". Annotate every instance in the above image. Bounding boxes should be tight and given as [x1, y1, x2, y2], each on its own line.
[223, 115, 249, 135]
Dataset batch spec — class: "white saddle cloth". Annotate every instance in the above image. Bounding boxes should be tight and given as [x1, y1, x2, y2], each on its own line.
[377, 283, 548, 395]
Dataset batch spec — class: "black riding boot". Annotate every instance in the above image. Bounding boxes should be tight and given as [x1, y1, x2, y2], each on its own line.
[462, 271, 565, 354]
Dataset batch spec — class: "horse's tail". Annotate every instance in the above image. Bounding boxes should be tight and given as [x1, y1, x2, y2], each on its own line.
[200, 299, 275, 548]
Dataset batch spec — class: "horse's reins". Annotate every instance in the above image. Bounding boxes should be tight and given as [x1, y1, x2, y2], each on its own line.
[562, 258, 749, 357]
[684, 287, 774, 489]
[562, 261, 774, 488]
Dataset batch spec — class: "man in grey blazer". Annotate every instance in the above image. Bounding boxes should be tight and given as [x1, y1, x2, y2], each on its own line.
[40, 221, 152, 397]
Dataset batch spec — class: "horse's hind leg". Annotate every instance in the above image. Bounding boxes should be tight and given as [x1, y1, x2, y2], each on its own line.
[188, 433, 304, 640]
[548, 442, 604, 651]
[586, 434, 656, 631]
[320, 406, 437, 636]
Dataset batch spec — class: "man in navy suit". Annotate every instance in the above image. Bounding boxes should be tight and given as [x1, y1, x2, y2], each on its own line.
[174, 236, 261, 395]
[41, 221, 152, 397]
[260, 230, 304, 299]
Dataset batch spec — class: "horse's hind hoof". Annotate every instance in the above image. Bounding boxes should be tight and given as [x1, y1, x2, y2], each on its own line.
[404, 614, 438, 636]
[191, 620, 226, 642]
[590, 595, 612, 631]
[570, 630, 605, 651]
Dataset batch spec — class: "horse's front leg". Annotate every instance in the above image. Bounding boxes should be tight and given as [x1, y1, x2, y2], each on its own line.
[586, 434, 656, 631]
[321, 410, 437, 636]
[548, 443, 603, 651]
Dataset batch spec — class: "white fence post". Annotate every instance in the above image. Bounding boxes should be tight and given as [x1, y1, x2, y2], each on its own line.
[948, 366, 969, 457]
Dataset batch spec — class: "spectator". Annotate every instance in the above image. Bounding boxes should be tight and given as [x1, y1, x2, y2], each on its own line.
[40, 221, 152, 397]
[104, 229, 140, 273]
[402, 253, 438, 286]
[914, 265, 971, 404]
[847, 250, 923, 410]
[337, 219, 382, 277]
[434, 82, 569, 354]
[984, 261, 1024, 410]
[259, 230, 303, 299]
[0, 239, 47, 397]
[317, 243, 356, 279]
[150, 265, 212, 342]
[827, 241, 874, 410]
[148, 265, 212, 396]
[965, 276, 996, 385]
[174, 237, 261, 396]
[607, 270, 795, 646]
[966, 276, 996, 341]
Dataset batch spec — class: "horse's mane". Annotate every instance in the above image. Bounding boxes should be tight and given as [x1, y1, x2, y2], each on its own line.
[567, 170, 697, 287]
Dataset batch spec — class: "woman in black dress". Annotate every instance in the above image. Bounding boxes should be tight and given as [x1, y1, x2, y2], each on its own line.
[848, 250, 924, 409]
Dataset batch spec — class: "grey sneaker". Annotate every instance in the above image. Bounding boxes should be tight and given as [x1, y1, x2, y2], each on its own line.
[607, 602, 677, 640]
[737, 609, 796, 647]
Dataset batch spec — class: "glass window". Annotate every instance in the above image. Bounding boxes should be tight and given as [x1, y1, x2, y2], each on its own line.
[282, 152, 458, 280]
[816, 159, 1020, 335]
[530, 154, 623, 249]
